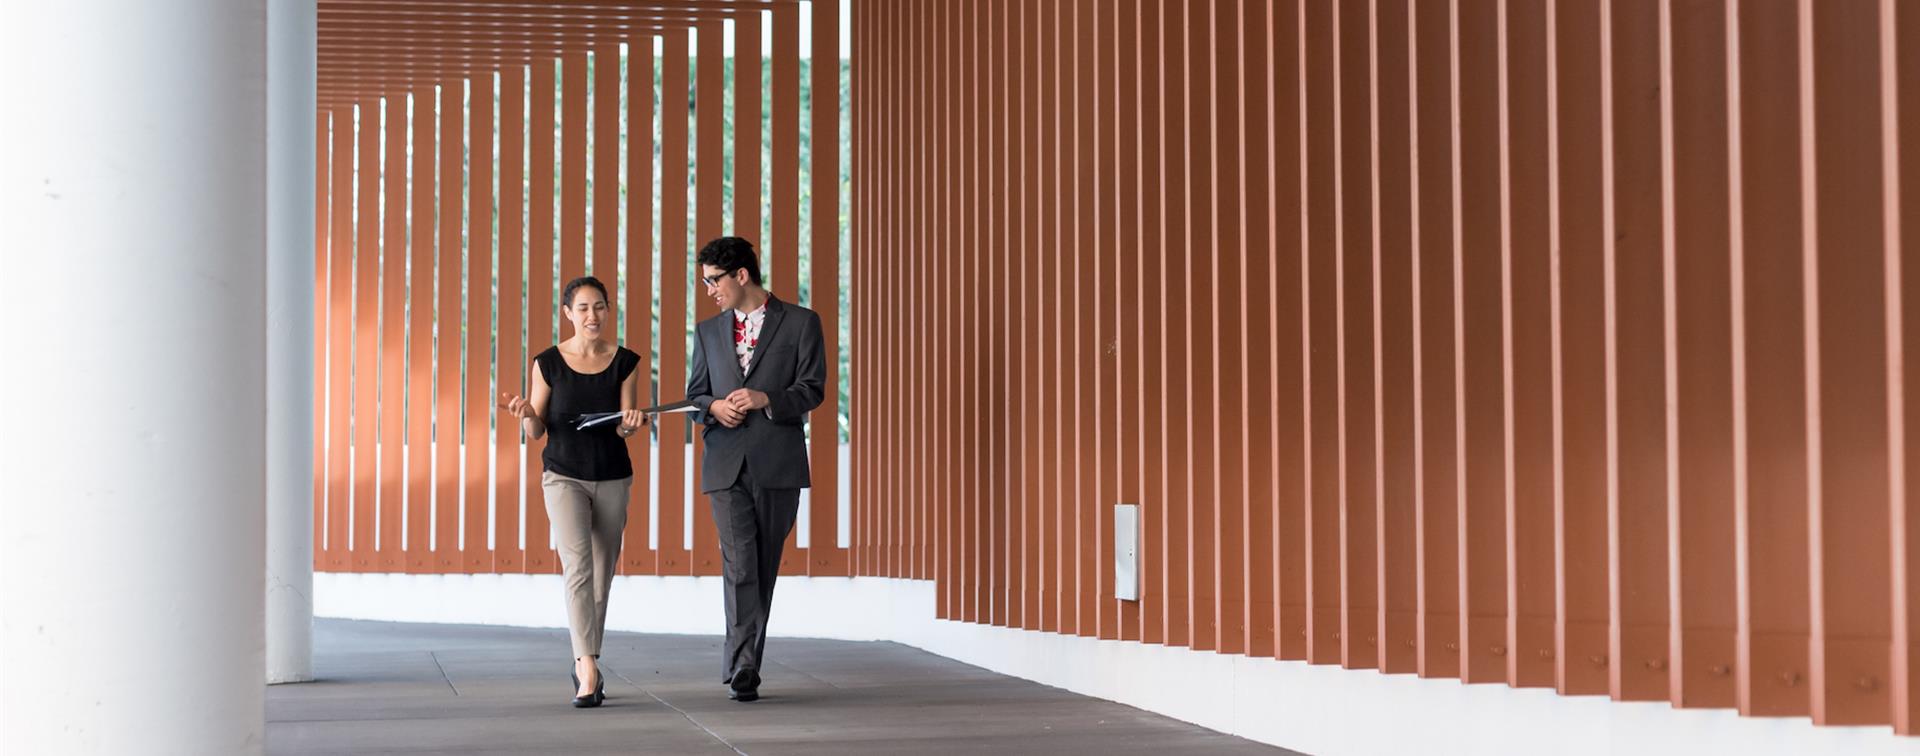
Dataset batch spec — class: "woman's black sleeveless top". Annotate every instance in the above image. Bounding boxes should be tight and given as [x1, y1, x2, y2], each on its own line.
[535, 345, 639, 481]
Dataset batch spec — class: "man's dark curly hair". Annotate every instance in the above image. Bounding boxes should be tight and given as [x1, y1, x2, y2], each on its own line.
[696, 236, 763, 287]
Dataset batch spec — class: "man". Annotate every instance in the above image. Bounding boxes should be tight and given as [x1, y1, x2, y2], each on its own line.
[685, 236, 826, 703]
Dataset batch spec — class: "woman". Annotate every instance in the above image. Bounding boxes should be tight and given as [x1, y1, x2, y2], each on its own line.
[499, 276, 647, 708]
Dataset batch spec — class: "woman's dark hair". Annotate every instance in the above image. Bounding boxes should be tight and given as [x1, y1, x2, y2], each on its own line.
[562, 276, 610, 308]
[696, 236, 763, 286]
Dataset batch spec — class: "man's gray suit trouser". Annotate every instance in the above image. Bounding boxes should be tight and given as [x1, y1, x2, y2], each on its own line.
[706, 457, 801, 684]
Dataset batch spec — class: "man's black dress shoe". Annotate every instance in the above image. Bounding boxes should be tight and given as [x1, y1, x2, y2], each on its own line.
[727, 669, 760, 702]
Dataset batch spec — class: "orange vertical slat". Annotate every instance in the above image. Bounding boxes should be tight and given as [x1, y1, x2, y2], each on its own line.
[436, 80, 465, 574]
[1182, 0, 1219, 652]
[526, 58, 560, 575]
[919, 0, 938, 609]
[983, 0, 998, 610]
[810, 0, 840, 579]
[867, 0, 883, 581]
[1160, 0, 1193, 651]
[900, 0, 916, 585]
[1374, 0, 1417, 675]
[846, 0, 861, 584]
[1609, 0, 1673, 702]
[890, 0, 903, 583]
[947, 0, 964, 617]
[692, 19, 724, 578]
[1893, 0, 1919, 734]
[860, 0, 879, 582]
[892, 0, 906, 584]
[906, 0, 917, 583]
[1131, 0, 1159, 643]
[958, 0, 981, 620]
[1114, 0, 1146, 645]
[973, 0, 989, 615]
[327, 105, 352, 573]
[1209, 0, 1246, 654]
[940, 0, 958, 588]
[497, 64, 526, 574]
[624, 37, 657, 576]
[1665, 0, 1736, 709]
[1041, 0, 1062, 625]
[326, 103, 353, 571]
[1411, 0, 1460, 678]
[1807, 0, 1894, 726]
[910, 0, 930, 593]
[880, 0, 893, 584]
[986, 0, 1006, 625]
[379, 95, 409, 573]
[736, 10, 762, 248]
[1014, 0, 1036, 629]
[956, 0, 975, 617]
[465, 71, 495, 574]
[408, 85, 438, 574]
[863, 0, 880, 582]
[1030, 0, 1055, 633]
[1275, 0, 1309, 661]
[879, 0, 894, 590]
[353, 98, 381, 573]
[1336, 0, 1378, 670]
[1730, 0, 1811, 717]
[1552, 0, 1611, 696]
[917, 0, 933, 583]
[658, 30, 691, 576]
[977, 0, 995, 621]
[899, 0, 910, 584]
[1455, 0, 1508, 685]
[594, 44, 620, 284]
[919, 0, 936, 584]
[921, 0, 936, 590]
[1303, 0, 1339, 665]
[1503, 0, 1556, 689]
[949, 0, 968, 605]
[562, 52, 588, 288]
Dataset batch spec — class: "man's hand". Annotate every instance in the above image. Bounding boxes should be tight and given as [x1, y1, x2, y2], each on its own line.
[725, 388, 771, 412]
[709, 398, 747, 428]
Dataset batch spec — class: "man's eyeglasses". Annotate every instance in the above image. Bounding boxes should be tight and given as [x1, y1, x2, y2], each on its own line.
[700, 269, 737, 287]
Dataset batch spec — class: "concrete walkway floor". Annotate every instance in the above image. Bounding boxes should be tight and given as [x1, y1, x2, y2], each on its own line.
[267, 619, 1297, 755]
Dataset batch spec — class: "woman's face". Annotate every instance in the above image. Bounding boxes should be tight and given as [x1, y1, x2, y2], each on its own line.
[565, 287, 611, 339]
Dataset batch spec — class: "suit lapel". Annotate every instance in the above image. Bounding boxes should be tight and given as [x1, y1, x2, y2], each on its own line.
[744, 295, 787, 378]
[711, 312, 746, 387]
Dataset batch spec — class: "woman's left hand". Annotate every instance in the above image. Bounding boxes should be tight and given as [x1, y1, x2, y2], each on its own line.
[618, 408, 649, 436]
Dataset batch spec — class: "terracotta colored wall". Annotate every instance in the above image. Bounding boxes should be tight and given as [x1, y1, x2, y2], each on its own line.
[849, 0, 1918, 733]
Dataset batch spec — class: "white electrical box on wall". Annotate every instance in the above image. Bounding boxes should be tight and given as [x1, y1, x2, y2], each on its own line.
[1115, 503, 1140, 601]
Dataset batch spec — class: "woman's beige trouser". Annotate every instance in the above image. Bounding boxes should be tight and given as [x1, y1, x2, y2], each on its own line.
[541, 471, 630, 658]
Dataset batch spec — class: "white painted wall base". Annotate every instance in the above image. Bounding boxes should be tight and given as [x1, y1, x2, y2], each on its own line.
[316, 573, 1918, 756]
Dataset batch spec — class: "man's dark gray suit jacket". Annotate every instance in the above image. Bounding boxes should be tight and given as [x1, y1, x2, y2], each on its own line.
[685, 295, 827, 493]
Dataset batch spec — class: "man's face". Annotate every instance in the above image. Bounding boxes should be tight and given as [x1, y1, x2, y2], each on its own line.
[701, 264, 747, 311]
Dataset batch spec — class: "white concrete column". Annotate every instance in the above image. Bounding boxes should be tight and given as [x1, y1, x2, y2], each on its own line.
[0, 1, 272, 754]
[266, 0, 318, 686]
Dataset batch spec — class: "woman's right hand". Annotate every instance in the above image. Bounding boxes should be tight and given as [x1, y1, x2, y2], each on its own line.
[498, 392, 535, 420]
